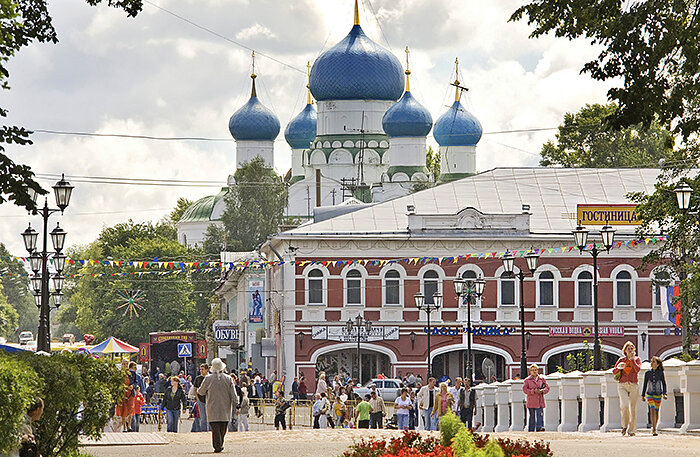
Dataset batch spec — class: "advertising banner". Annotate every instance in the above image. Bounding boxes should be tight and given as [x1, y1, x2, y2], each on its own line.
[548, 326, 624, 337]
[576, 204, 640, 225]
[138, 343, 149, 362]
[248, 279, 264, 324]
[311, 326, 399, 342]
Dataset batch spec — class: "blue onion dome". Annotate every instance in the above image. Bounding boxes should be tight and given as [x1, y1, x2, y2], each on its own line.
[228, 78, 280, 141]
[309, 24, 404, 101]
[433, 100, 482, 146]
[382, 91, 433, 137]
[285, 103, 317, 149]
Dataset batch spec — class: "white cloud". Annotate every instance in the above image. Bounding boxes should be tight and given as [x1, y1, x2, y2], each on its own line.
[235, 24, 278, 41]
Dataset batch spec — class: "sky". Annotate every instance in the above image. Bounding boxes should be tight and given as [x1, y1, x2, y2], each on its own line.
[0, 0, 612, 257]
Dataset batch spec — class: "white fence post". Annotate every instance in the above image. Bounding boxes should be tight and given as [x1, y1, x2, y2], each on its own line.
[658, 358, 684, 430]
[680, 360, 700, 434]
[473, 383, 485, 427]
[494, 382, 510, 432]
[543, 373, 562, 432]
[508, 379, 526, 431]
[600, 370, 622, 432]
[481, 383, 497, 432]
[579, 371, 604, 432]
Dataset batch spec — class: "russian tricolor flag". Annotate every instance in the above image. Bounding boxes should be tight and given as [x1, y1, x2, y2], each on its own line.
[661, 285, 681, 327]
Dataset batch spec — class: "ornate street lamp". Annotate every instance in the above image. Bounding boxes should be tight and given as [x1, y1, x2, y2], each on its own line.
[346, 315, 372, 384]
[454, 275, 486, 382]
[675, 183, 692, 211]
[572, 221, 615, 370]
[503, 250, 539, 378]
[416, 291, 442, 378]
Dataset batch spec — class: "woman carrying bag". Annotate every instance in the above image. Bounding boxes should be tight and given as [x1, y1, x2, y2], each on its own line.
[613, 341, 642, 436]
[523, 364, 549, 432]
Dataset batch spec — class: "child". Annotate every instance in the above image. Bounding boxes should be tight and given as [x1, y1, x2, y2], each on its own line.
[642, 356, 667, 436]
[132, 385, 146, 432]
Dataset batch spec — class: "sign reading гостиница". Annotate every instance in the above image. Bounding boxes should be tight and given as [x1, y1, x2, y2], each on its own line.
[576, 204, 640, 225]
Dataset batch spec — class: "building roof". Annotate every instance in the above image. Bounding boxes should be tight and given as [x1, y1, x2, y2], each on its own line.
[382, 91, 433, 138]
[279, 168, 661, 238]
[433, 100, 483, 147]
[309, 24, 404, 101]
[179, 188, 228, 223]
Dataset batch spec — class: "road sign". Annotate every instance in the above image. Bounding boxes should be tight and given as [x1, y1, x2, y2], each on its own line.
[177, 343, 192, 358]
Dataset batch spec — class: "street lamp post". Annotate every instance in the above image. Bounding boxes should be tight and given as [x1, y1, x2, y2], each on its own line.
[415, 292, 442, 378]
[21, 174, 73, 353]
[454, 276, 485, 382]
[572, 221, 615, 370]
[674, 183, 698, 357]
[346, 315, 372, 384]
[502, 251, 539, 378]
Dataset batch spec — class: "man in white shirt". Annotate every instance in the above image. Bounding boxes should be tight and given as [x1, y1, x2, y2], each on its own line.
[416, 377, 437, 430]
[448, 378, 463, 414]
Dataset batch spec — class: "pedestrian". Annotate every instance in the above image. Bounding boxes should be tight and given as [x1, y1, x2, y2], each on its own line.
[196, 358, 239, 453]
[316, 372, 328, 396]
[449, 378, 462, 414]
[338, 386, 348, 403]
[407, 372, 416, 388]
[523, 364, 549, 432]
[193, 363, 210, 432]
[369, 390, 386, 428]
[238, 387, 250, 432]
[170, 359, 180, 377]
[116, 359, 134, 432]
[458, 379, 476, 429]
[298, 375, 308, 400]
[132, 385, 145, 432]
[161, 376, 186, 433]
[394, 387, 412, 430]
[432, 382, 454, 428]
[11, 397, 44, 457]
[274, 390, 289, 430]
[145, 379, 156, 404]
[408, 389, 418, 430]
[355, 394, 372, 429]
[319, 392, 331, 428]
[417, 377, 437, 431]
[333, 395, 346, 428]
[642, 356, 667, 436]
[613, 341, 642, 436]
[312, 393, 323, 428]
[292, 376, 300, 400]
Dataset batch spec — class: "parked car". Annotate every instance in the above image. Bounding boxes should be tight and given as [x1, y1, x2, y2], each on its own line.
[352, 378, 404, 402]
[19, 331, 33, 345]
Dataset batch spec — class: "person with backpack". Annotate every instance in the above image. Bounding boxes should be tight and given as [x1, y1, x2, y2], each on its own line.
[642, 356, 667, 436]
[523, 364, 549, 432]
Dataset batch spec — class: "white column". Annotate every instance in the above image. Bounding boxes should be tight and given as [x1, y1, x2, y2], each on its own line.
[481, 384, 497, 432]
[558, 372, 582, 432]
[680, 360, 700, 433]
[494, 382, 510, 432]
[543, 373, 562, 431]
[508, 379, 526, 431]
[473, 384, 485, 427]
[659, 358, 685, 429]
[579, 371, 604, 431]
[600, 370, 622, 432]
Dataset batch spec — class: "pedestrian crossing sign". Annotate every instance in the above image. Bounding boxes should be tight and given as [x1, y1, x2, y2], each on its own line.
[177, 343, 192, 358]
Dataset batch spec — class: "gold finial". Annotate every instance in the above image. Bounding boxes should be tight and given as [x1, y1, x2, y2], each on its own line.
[354, 0, 360, 25]
[404, 46, 411, 92]
[250, 51, 257, 97]
[454, 57, 460, 102]
[306, 61, 313, 105]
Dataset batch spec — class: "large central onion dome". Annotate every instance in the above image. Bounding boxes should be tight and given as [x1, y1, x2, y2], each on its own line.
[433, 99, 482, 147]
[285, 102, 317, 149]
[309, 24, 404, 101]
[228, 78, 280, 141]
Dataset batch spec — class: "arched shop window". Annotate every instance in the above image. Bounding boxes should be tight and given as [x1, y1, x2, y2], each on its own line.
[423, 270, 439, 304]
[308, 269, 324, 304]
[538, 271, 555, 306]
[615, 270, 632, 307]
[500, 272, 515, 306]
[345, 269, 363, 305]
[577, 270, 593, 306]
[383, 270, 401, 305]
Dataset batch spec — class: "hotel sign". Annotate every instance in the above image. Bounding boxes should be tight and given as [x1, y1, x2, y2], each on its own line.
[576, 204, 640, 225]
[549, 326, 624, 337]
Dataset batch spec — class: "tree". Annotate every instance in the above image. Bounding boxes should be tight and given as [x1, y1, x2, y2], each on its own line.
[510, 1, 700, 140]
[540, 103, 675, 168]
[168, 197, 193, 225]
[0, 243, 38, 334]
[0, 0, 142, 212]
[410, 146, 440, 193]
[0, 283, 19, 339]
[208, 156, 287, 253]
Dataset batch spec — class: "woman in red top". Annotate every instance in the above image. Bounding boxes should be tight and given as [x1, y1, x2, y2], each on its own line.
[613, 341, 642, 436]
[522, 364, 550, 432]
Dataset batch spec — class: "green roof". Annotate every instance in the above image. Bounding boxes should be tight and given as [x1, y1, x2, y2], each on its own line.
[179, 188, 228, 223]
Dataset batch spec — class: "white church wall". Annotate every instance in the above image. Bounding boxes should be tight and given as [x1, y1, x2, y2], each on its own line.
[317, 100, 394, 135]
[439, 145, 476, 176]
[236, 140, 274, 168]
[386, 137, 428, 167]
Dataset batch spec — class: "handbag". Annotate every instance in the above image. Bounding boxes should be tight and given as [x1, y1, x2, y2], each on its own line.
[614, 371, 622, 382]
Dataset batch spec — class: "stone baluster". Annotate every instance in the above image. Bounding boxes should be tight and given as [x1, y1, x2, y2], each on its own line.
[481, 383, 497, 432]
[494, 382, 510, 432]
[658, 358, 684, 430]
[543, 373, 562, 431]
[558, 371, 583, 432]
[508, 379, 526, 431]
[600, 370, 621, 432]
[473, 384, 485, 427]
[680, 360, 700, 434]
[636, 362, 650, 429]
[578, 371, 604, 431]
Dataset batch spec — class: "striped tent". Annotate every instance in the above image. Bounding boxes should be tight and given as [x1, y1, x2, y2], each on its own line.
[90, 336, 138, 354]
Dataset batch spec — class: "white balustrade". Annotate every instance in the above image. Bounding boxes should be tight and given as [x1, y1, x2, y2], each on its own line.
[481, 383, 497, 432]
[579, 371, 604, 432]
[680, 360, 700, 434]
[658, 358, 684, 430]
[558, 371, 583, 432]
[508, 379, 526, 431]
[600, 370, 622, 432]
[543, 373, 562, 432]
[473, 384, 485, 427]
[494, 382, 511, 432]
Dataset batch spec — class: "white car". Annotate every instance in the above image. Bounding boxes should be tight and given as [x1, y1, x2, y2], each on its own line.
[19, 331, 33, 345]
[352, 378, 404, 402]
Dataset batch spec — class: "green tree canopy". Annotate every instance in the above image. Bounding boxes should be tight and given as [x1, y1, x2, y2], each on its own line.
[206, 156, 287, 253]
[540, 103, 675, 168]
[0, 283, 18, 339]
[511, 1, 700, 140]
[0, 243, 37, 335]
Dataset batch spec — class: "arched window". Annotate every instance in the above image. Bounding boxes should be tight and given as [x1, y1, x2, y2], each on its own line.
[423, 270, 439, 304]
[346, 269, 363, 305]
[576, 271, 593, 306]
[384, 270, 401, 305]
[500, 272, 515, 306]
[653, 270, 672, 308]
[308, 269, 324, 304]
[616, 271, 632, 306]
[538, 271, 555, 306]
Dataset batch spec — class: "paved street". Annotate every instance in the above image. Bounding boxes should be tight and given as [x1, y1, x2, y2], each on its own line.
[84, 429, 700, 457]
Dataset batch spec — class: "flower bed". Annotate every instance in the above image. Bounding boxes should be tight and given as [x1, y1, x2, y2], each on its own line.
[340, 413, 553, 457]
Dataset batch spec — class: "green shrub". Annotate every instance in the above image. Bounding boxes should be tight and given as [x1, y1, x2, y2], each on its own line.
[452, 428, 476, 457]
[438, 411, 465, 446]
[15, 352, 124, 457]
[482, 440, 505, 457]
[0, 353, 41, 454]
